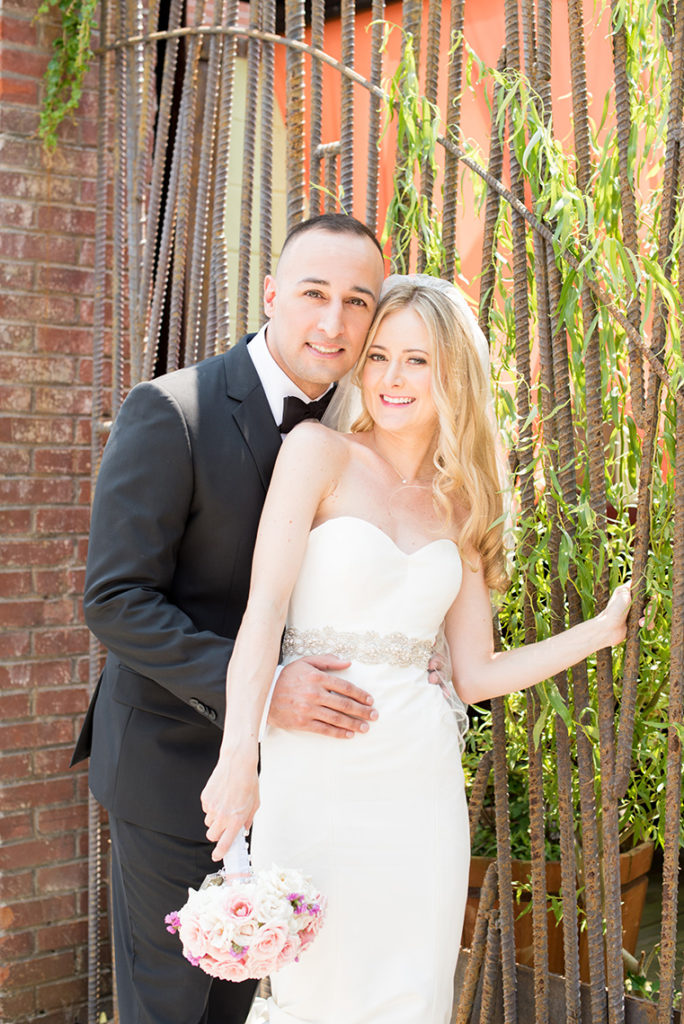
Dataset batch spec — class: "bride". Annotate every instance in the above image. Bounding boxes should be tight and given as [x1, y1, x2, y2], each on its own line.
[201, 277, 631, 1024]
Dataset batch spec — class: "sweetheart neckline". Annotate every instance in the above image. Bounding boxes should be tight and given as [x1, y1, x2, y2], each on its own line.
[309, 515, 460, 560]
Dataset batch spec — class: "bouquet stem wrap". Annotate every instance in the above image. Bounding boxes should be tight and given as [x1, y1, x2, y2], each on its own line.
[223, 829, 251, 878]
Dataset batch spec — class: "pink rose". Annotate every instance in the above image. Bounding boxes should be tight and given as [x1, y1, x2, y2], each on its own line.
[297, 914, 324, 952]
[211, 956, 251, 982]
[178, 905, 208, 959]
[247, 921, 289, 974]
[198, 946, 252, 981]
[226, 890, 255, 921]
[275, 935, 301, 969]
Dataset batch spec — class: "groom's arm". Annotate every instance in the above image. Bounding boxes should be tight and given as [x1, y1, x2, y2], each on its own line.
[270, 656, 378, 737]
[83, 382, 234, 723]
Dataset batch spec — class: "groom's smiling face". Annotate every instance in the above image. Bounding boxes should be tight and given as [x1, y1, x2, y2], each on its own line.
[263, 228, 385, 399]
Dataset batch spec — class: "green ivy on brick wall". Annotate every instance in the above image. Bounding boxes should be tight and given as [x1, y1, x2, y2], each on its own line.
[37, 0, 97, 150]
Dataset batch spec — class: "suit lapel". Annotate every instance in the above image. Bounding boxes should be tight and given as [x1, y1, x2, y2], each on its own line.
[223, 336, 281, 491]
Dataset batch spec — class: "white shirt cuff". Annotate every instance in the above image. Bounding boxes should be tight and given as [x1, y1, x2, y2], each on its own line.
[258, 665, 283, 742]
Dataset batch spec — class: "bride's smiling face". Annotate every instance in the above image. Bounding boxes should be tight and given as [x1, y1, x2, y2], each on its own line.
[360, 307, 438, 437]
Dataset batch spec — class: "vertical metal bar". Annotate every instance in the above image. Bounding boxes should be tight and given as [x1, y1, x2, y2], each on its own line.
[186, 4, 224, 363]
[339, 0, 355, 210]
[492, 692, 517, 1024]
[468, 750, 493, 841]
[654, 13, 684, 1024]
[146, 137, 180, 372]
[324, 147, 340, 212]
[454, 863, 499, 1024]
[504, 0, 551, 993]
[259, 0, 276, 311]
[477, 49, 506, 336]
[539, 245, 582, 1024]
[545, 241, 608, 1024]
[88, 14, 111, 1022]
[209, 0, 240, 350]
[365, 0, 385, 233]
[535, 0, 552, 115]
[285, 0, 306, 229]
[391, 0, 423, 269]
[442, 0, 465, 280]
[402, 0, 422, 65]
[416, 0, 440, 272]
[166, 23, 205, 369]
[657, 386, 684, 1024]
[134, 0, 162, 382]
[236, 3, 262, 338]
[113, 0, 128, 413]
[655, 114, 684, 1024]
[308, 0, 325, 217]
[125, 0, 151, 385]
[478, 913, 503, 1024]
[516, 35, 554, 1007]
[524, 684, 550, 1024]
[567, 4, 625, 1018]
[141, 0, 183, 379]
[520, 0, 536, 85]
[609, 0, 644, 427]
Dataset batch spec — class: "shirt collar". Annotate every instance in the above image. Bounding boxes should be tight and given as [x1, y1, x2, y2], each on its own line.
[247, 325, 332, 429]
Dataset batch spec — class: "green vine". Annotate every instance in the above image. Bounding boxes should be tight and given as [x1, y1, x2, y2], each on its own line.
[37, 0, 97, 151]
[380, 32, 449, 276]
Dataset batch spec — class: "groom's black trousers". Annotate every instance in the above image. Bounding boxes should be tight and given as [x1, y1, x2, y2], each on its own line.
[109, 816, 258, 1024]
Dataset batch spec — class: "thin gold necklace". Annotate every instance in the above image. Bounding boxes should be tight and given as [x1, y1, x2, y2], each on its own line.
[373, 444, 427, 486]
[382, 453, 408, 483]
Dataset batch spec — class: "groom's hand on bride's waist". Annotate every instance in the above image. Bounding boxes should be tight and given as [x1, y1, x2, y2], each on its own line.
[268, 656, 378, 738]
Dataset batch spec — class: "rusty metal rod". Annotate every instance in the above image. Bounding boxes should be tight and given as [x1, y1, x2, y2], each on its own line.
[308, 0, 325, 217]
[285, 0, 306, 229]
[236, 4, 261, 339]
[365, 0, 385, 232]
[259, 0, 276, 312]
[339, 0, 355, 209]
[454, 862, 499, 1024]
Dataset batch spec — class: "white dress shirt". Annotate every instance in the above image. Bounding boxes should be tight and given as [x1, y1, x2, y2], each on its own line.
[248, 325, 332, 435]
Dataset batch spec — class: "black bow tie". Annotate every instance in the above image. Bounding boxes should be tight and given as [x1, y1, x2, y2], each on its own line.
[279, 388, 336, 433]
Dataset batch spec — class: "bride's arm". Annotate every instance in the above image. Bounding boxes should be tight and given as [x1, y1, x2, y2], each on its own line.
[444, 556, 631, 705]
[201, 422, 345, 861]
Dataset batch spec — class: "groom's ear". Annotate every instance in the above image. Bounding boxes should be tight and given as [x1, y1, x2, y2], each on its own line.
[263, 275, 276, 318]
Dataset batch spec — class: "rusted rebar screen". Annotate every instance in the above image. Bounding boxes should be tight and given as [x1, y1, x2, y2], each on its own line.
[90, 2, 683, 1022]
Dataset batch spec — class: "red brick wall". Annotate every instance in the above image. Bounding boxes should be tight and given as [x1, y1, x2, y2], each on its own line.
[0, 2, 108, 1021]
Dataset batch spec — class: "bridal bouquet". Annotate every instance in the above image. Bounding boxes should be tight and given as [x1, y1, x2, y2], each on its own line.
[165, 832, 325, 981]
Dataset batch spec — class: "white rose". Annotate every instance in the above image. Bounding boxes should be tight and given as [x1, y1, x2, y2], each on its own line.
[253, 888, 294, 925]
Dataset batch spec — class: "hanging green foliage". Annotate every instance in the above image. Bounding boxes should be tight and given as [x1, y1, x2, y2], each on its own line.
[37, 0, 98, 151]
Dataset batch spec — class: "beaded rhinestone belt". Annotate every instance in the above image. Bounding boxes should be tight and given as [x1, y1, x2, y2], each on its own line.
[281, 625, 433, 670]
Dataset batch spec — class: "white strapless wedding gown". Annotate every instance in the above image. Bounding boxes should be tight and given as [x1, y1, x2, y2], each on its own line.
[247, 516, 470, 1024]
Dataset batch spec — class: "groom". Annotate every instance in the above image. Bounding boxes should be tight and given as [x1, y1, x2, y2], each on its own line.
[72, 213, 386, 1024]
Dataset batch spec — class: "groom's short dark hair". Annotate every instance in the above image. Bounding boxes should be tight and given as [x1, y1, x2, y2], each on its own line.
[280, 213, 384, 260]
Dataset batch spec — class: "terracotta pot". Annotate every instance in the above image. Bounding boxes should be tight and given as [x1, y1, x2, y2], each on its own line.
[462, 841, 654, 981]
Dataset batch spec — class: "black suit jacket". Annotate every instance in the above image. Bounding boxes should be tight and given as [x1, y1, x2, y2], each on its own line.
[73, 337, 281, 840]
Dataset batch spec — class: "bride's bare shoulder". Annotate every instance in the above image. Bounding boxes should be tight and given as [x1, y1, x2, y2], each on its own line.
[281, 420, 353, 469]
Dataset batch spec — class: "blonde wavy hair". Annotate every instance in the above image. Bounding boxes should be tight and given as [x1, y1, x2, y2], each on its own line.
[351, 281, 509, 593]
